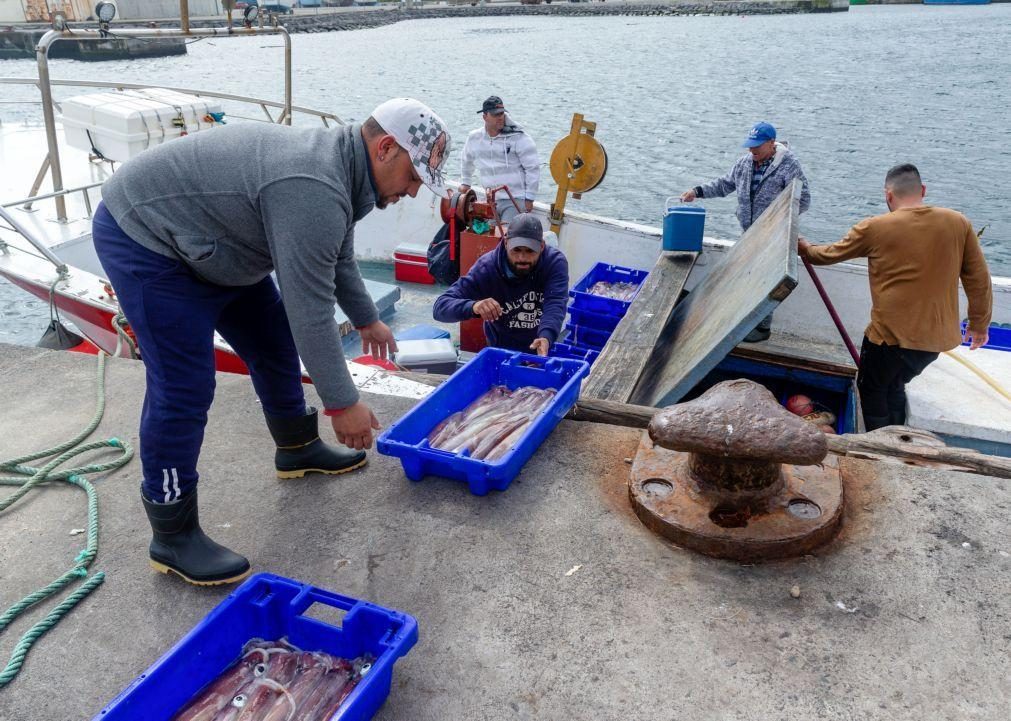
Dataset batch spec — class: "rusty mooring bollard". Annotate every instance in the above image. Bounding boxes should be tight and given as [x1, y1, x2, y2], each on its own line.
[629, 379, 844, 561]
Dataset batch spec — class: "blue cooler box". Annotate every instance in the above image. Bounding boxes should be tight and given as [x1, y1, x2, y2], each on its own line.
[377, 348, 589, 496]
[662, 200, 706, 252]
[93, 573, 418, 721]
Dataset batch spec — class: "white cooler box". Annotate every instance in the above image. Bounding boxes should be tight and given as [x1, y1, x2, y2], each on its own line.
[394, 339, 459, 375]
[60, 88, 223, 162]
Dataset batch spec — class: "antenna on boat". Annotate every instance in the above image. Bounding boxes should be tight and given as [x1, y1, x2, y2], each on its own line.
[180, 0, 190, 34]
[548, 113, 608, 235]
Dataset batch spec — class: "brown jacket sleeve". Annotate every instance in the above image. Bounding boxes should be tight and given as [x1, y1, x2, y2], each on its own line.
[804, 218, 873, 266]
[960, 221, 993, 333]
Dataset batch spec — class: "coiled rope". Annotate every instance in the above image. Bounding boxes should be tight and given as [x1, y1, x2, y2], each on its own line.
[0, 352, 134, 686]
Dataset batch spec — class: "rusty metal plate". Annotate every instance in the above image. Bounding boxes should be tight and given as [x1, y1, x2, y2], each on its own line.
[629, 432, 844, 562]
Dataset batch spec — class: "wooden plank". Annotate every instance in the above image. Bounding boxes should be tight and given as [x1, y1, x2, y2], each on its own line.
[631, 181, 803, 407]
[388, 370, 1011, 480]
[579, 251, 697, 403]
[729, 347, 856, 379]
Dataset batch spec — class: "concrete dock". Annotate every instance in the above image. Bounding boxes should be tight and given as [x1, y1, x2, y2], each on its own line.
[0, 344, 1008, 720]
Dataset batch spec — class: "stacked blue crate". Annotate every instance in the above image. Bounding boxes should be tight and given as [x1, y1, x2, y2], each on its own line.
[554, 263, 649, 360]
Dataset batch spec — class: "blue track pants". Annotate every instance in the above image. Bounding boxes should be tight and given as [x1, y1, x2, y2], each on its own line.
[92, 202, 306, 502]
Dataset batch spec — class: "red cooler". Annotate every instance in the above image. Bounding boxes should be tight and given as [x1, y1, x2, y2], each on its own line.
[394, 243, 435, 284]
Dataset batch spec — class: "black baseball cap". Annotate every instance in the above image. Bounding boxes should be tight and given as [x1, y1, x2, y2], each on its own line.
[505, 213, 544, 251]
[479, 96, 506, 116]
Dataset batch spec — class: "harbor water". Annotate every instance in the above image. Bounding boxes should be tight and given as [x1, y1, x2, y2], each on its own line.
[2, 5, 1010, 344]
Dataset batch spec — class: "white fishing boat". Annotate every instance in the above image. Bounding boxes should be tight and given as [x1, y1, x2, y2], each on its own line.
[1, 20, 1009, 452]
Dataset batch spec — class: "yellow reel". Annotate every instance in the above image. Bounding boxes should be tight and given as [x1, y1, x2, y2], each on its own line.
[548, 114, 607, 233]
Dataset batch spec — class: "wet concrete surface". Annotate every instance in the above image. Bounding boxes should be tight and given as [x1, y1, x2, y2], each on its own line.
[0, 344, 1008, 720]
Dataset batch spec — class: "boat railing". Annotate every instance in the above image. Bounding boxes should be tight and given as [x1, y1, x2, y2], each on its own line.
[0, 204, 71, 276]
[15, 23, 301, 223]
[0, 75, 344, 220]
[0, 79, 344, 128]
[1, 180, 105, 216]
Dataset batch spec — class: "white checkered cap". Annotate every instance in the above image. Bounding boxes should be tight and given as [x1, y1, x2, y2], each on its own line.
[371, 98, 452, 199]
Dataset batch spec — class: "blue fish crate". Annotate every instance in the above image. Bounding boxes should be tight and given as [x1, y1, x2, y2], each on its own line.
[376, 348, 590, 496]
[549, 341, 600, 366]
[567, 304, 622, 332]
[564, 323, 612, 350]
[569, 262, 649, 316]
[960, 322, 1011, 351]
[93, 573, 418, 721]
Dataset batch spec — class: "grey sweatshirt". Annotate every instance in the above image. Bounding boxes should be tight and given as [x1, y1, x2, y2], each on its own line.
[102, 122, 379, 410]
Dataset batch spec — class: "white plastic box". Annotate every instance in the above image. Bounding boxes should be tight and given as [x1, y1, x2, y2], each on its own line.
[60, 88, 223, 162]
[393, 339, 459, 375]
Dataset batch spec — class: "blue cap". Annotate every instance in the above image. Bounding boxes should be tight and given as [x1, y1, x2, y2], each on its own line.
[742, 122, 776, 148]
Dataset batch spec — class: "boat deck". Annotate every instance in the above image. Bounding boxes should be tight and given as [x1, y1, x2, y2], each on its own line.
[1, 344, 1007, 721]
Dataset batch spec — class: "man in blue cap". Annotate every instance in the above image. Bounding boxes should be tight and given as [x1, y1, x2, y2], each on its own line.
[681, 121, 811, 342]
[433, 213, 568, 355]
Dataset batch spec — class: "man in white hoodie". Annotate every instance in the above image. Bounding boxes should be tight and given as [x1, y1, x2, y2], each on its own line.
[460, 96, 540, 222]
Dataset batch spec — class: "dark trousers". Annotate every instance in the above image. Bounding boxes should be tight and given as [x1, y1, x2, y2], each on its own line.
[857, 336, 938, 431]
[92, 203, 306, 502]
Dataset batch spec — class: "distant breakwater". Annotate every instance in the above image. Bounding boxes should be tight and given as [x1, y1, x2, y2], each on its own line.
[250, 2, 848, 35]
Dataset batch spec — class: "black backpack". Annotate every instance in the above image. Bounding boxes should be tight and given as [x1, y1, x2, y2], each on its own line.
[427, 221, 462, 285]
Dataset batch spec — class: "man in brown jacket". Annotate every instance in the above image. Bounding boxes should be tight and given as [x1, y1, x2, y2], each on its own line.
[799, 164, 992, 431]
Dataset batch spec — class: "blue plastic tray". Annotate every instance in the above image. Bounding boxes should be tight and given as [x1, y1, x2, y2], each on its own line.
[569, 262, 649, 316]
[376, 348, 590, 495]
[960, 322, 1011, 351]
[550, 342, 600, 366]
[567, 305, 622, 332]
[93, 573, 418, 721]
[564, 323, 612, 350]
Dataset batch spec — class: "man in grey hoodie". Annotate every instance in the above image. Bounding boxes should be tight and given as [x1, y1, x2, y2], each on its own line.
[681, 121, 811, 342]
[92, 98, 451, 585]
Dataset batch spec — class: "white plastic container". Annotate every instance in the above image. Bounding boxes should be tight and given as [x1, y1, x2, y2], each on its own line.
[60, 88, 223, 162]
[394, 339, 459, 375]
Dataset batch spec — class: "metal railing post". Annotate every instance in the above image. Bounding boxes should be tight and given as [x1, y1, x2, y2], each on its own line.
[22, 153, 51, 212]
[281, 28, 292, 126]
[35, 31, 67, 222]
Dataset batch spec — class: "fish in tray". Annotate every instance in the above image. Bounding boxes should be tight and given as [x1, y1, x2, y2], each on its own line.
[427, 385, 557, 460]
[587, 280, 639, 301]
[173, 638, 373, 721]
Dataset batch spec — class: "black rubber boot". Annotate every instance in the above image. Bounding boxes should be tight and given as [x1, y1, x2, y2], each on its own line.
[264, 407, 367, 480]
[744, 313, 773, 344]
[142, 491, 251, 586]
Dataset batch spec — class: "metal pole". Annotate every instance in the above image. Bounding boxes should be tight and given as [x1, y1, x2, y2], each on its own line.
[35, 31, 67, 222]
[801, 255, 861, 367]
[0, 206, 68, 274]
[22, 154, 51, 211]
[281, 28, 292, 126]
[180, 0, 191, 34]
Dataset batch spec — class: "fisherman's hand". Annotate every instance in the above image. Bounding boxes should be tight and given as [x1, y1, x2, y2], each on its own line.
[359, 320, 398, 360]
[524, 200, 534, 213]
[473, 298, 503, 322]
[797, 237, 811, 255]
[964, 327, 989, 351]
[680, 190, 697, 203]
[330, 401, 381, 451]
[530, 338, 550, 356]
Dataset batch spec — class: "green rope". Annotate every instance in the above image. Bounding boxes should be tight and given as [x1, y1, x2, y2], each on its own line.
[0, 352, 133, 687]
